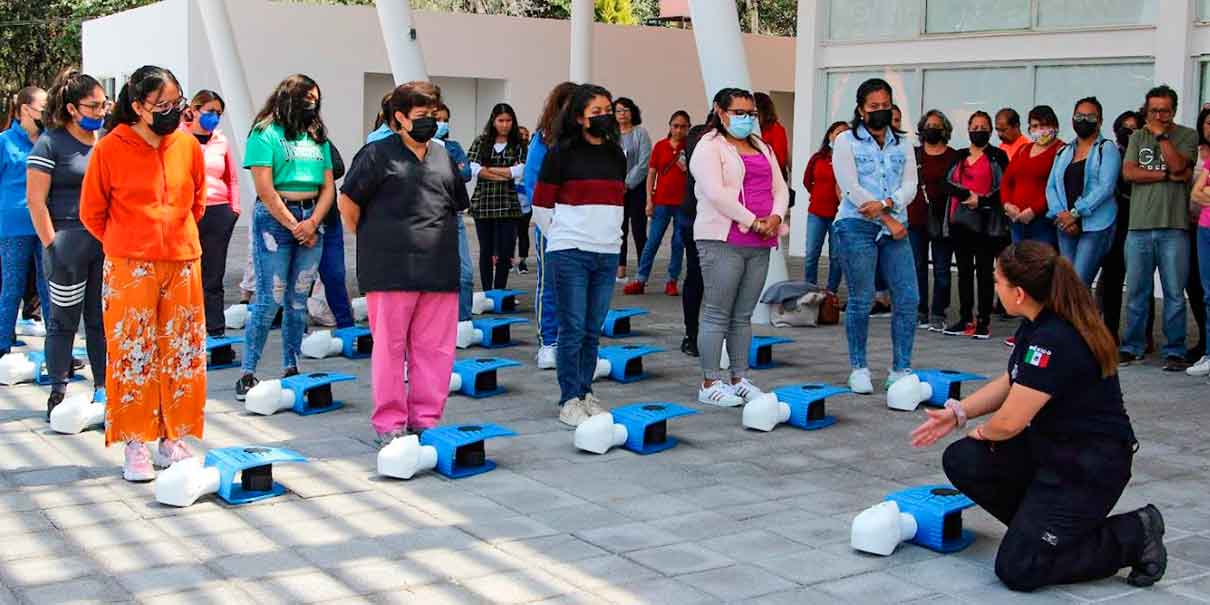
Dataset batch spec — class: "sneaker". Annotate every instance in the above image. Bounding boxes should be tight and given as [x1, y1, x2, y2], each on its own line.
[885, 368, 913, 390]
[1162, 355, 1190, 372]
[972, 322, 990, 340]
[942, 320, 972, 336]
[71, 357, 86, 372]
[730, 378, 764, 403]
[153, 439, 192, 468]
[681, 337, 699, 357]
[665, 281, 679, 297]
[698, 381, 744, 407]
[518, 261, 529, 274]
[1186, 355, 1210, 377]
[375, 430, 406, 449]
[123, 441, 155, 482]
[582, 392, 607, 416]
[622, 280, 646, 295]
[869, 301, 892, 317]
[537, 345, 557, 370]
[848, 368, 874, 395]
[46, 391, 65, 421]
[927, 317, 947, 332]
[282, 367, 299, 379]
[234, 374, 259, 401]
[1004, 336, 1017, 348]
[1119, 351, 1144, 365]
[559, 398, 591, 427]
[1126, 504, 1167, 587]
[917, 314, 930, 329]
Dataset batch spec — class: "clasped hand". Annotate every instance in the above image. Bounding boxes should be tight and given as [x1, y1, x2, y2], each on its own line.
[750, 214, 782, 238]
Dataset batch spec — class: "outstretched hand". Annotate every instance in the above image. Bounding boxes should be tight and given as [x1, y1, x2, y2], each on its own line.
[910, 408, 957, 448]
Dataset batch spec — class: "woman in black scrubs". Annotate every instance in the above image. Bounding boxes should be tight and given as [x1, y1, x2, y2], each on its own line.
[911, 241, 1166, 592]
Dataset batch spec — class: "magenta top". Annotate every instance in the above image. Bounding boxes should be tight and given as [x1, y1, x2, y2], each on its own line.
[950, 153, 992, 221]
[1200, 157, 1210, 228]
[727, 152, 777, 248]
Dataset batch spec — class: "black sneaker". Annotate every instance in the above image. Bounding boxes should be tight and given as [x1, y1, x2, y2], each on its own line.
[46, 391, 65, 421]
[72, 358, 86, 372]
[1119, 351, 1144, 365]
[1186, 345, 1206, 364]
[917, 314, 930, 329]
[235, 374, 259, 401]
[972, 322, 991, 340]
[1162, 355, 1190, 372]
[1127, 504, 1166, 587]
[869, 301, 892, 317]
[518, 261, 529, 274]
[681, 336, 700, 357]
[942, 320, 971, 336]
[282, 367, 299, 379]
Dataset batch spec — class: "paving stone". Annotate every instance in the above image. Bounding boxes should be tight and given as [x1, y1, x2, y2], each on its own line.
[374, 582, 489, 604]
[42, 499, 140, 529]
[0, 555, 96, 587]
[138, 584, 259, 605]
[593, 577, 721, 605]
[574, 522, 685, 553]
[91, 539, 201, 574]
[17, 575, 130, 605]
[754, 547, 881, 585]
[542, 555, 662, 590]
[462, 568, 579, 604]
[601, 493, 699, 521]
[494, 534, 610, 565]
[816, 570, 938, 603]
[885, 556, 999, 593]
[404, 543, 523, 581]
[330, 557, 443, 593]
[625, 542, 735, 575]
[1169, 535, 1210, 567]
[535, 502, 634, 533]
[0, 511, 50, 537]
[0, 531, 71, 562]
[485, 485, 589, 514]
[237, 570, 361, 603]
[697, 529, 810, 561]
[376, 525, 481, 555]
[676, 563, 797, 601]
[458, 515, 560, 543]
[211, 548, 312, 579]
[149, 508, 253, 537]
[114, 564, 222, 598]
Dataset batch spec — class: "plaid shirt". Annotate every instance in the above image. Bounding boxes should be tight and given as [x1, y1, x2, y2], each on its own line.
[467, 137, 526, 219]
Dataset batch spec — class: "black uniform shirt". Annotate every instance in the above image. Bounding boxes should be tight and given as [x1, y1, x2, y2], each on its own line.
[1008, 309, 1134, 442]
[340, 136, 470, 293]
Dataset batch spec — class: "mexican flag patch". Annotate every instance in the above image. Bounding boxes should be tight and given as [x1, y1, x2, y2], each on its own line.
[1024, 345, 1052, 368]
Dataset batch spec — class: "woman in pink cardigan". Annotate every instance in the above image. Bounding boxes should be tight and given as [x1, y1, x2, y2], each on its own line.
[689, 88, 789, 408]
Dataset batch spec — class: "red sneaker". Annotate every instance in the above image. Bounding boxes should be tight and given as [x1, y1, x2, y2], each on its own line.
[622, 280, 646, 295]
[664, 281, 679, 296]
[961, 322, 976, 337]
[1004, 336, 1016, 348]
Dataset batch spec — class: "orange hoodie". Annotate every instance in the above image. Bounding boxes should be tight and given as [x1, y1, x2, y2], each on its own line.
[80, 123, 206, 261]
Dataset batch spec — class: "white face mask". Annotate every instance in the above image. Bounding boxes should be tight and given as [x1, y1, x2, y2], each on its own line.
[1028, 127, 1056, 144]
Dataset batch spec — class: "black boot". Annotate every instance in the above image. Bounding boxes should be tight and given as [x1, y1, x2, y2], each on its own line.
[1127, 504, 1167, 587]
[681, 336, 699, 357]
[46, 391, 65, 421]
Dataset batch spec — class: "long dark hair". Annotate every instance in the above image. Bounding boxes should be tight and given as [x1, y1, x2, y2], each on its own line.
[850, 78, 901, 143]
[6, 86, 44, 129]
[754, 92, 778, 130]
[614, 97, 642, 126]
[818, 121, 848, 154]
[1112, 110, 1140, 148]
[1197, 106, 1210, 148]
[252, 74, 326, 143]
[998, 242, 1118, 377]
[47, 68, 102, 130]
[705, 88, 756, 139]
[554, 83, 616, 150]
[477, 102, 522, 150]
[108, 65, 181, 130]
[537, 82, 577, 145]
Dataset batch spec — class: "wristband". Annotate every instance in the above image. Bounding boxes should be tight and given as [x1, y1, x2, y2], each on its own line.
[945, 399, 967, 429]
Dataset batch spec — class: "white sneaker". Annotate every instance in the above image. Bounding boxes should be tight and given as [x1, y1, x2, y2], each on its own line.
[698, 381, 744, 407]
[730, 378, 764, 403]
[885, 368, 914, 390]
[537, 345, 557, 370]
[559, 398, 591, 427]
[582, 392, 607, 416]
[848, 368, 874, 395]
[1187, 356, 1210, 377]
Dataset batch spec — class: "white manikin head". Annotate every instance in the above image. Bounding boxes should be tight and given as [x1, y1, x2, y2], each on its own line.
[155, 457, 221, 507]
[244, 380, 294, 415]
[301, 330, 342, 359]
[573, 413, 628, 454]
[742, 393, 791, 431]
[0, 353, 34, 386]
[49, 393, 105, 434]
[377, 435, 439, 479]
[593, 358, 611, 381]
[456, 321, 483, 349]
[471, 292, 493, 315]
[851, 500, 918, 556]
[887, 373, 933, 411]
[351, 297, 369, 322]
[224, 304, 249, 330]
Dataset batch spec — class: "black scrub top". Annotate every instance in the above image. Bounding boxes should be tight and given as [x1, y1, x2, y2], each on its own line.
[1008, 309, 1135, 443]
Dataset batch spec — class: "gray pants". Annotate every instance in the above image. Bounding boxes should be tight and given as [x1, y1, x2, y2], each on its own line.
[697, 240, 770, 381]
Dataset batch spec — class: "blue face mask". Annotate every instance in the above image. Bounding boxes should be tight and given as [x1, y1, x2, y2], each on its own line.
[726, 114, 755, 139]
[198, 112, 221, 133]
[78, 115, 104, 132]
[435, 121, 450, 140]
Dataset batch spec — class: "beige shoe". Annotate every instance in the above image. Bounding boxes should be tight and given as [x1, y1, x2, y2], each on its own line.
[582, 393, 607, 416]
[558, 398, 591, 427]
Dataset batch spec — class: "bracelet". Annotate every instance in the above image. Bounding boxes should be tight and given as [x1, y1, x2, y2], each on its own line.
[945, 399, 967, 429]
[975, 425, 988, 441]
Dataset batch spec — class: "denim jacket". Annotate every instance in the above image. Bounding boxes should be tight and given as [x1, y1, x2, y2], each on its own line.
[832, 125, 917, 236]
[1045, 136, 1119, 233]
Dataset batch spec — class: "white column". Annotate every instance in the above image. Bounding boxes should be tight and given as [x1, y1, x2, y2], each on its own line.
[375, 0, 429, 84]
[197, 0, 255, 197]
[570, 0, 594, 83]
[1155, 0, 1194, 124]
[788, 0, 824, 258]
[687, 0, 752, 104]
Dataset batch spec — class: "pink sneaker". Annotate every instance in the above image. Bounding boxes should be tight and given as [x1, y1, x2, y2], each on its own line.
[153, 439, 193, 468]
[123, 441, 155, 482]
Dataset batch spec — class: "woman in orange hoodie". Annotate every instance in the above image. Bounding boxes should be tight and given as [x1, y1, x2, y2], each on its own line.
[80, 65, 206, 482]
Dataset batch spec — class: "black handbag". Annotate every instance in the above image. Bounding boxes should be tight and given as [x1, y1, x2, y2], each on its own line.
[949, 191, 984, 233]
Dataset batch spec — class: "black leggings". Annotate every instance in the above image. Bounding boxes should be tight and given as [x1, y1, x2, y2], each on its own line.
[954, 230, 999, 324]
[198, 204, 239, 337]
[43, 228, 106, 393]
[475, 218, 517, 291]
[681, 223, 703, 341]
[516, 211, 532, 261]
[619, 185, 647, 268]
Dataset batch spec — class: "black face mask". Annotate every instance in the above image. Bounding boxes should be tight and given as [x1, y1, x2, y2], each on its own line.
[33, 119, 44, 132]
[300, 101, 319, 123]
[865, 109, 893, 130]
[1115, 127, 1134, 147]
[586, 114, 617, 138]
[922, 128, 944, 144]
[968, 131, 991, 148]
[408, 117, 438, 143]
[1073, 121, 1099, 140]
[150, 107, 183, 136]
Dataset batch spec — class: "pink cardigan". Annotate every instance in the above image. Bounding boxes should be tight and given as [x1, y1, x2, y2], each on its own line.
[689, 129, 789, 242]
[180, 124, 240, 212]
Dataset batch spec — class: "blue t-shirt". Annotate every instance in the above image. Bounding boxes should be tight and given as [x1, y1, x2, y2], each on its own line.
[0, 125, 37, 237]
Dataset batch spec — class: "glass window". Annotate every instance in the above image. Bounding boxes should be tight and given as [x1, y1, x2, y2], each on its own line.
[1200, 0, 1210, 21]
[921, 67, 1030, 148]
[824, 70, 922, 136]
[828, 0, 922, 41]
[1034, 63, 1153, 141]
[924, 0, 1029, 34]
[1201, 61, 1210, 108]
[1036, 0, 1157, 28]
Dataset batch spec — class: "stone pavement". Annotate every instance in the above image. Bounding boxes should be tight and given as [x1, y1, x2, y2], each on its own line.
[2, 222, 1209, 604]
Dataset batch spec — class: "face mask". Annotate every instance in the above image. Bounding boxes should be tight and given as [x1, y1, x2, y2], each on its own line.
[33, 119, 45, 132]
[408, 116, 438, 143]
[435, 120, 450, 140]
[79, 115, 104, 132]
[1029, 127, 1055, 144]
[1115, 127, 1134, 147]
[922, 128, 944, 144]
[198, 112, 221, 133]
[586, 114, 616, 138]
[968, 131, 991, 148]
[865, 108, 893, 130]
[1072, 121, 1099, 140]
[725, 114, 755, 139]
[150, 107, 182, 136]
[301, 101, 319, 123]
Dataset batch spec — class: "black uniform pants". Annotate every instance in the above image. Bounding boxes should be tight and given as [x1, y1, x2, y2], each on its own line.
[680, 223, 703, 341]
[198, 203, 239, 337]
[43, 228, 106, 394]
[619, 185, 647, 268]
[474, 217, 516, 291]
[943, 433, 1143, 592]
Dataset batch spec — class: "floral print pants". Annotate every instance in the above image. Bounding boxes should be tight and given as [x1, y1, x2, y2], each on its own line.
[102, 257, 207, 446]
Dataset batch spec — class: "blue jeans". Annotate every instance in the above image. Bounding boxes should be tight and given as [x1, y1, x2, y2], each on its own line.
[803, 214, 842, 291]
[534, 226, 558, 346]
[1199, 227, 1210, 353]
[0, 235, 48, 352]
[1122, 229, 1188, 357]
[636, 205, 686, 283]
[551, 249, 617, 404]
[318, 213, 354, 329]
[243, 202, 324, 374]
[1011, 220, 1059, 249]
[833, 219, 919, 371]
[457, 216, 473, 322]
[1058, 226, 1115, 287]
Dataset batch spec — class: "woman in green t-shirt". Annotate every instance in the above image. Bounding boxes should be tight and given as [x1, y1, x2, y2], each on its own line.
[235, 74, 335, 401]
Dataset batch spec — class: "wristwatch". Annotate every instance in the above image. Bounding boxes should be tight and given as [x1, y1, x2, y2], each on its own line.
[881, 199, 892, 212]
[1070, 208, 1081, 219]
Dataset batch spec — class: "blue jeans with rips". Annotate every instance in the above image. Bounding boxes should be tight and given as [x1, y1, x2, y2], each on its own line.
[803, 213, 842, 291]
[636, 205, 686, 283]
[1121, 228, 1188, 358]
[242, 202, 324, 374]
[551, 249, 617, 404]
[833, 218, 919, 371]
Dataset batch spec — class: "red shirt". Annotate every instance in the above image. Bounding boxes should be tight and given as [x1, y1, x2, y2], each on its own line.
[648, 138, 688, 206]
[999, 136, 1030, 163]
[1001, 142, 1062, 215]
[803, 150, 840, 219]
[911, 147, 959, 229]
[762, 121, 789, 175]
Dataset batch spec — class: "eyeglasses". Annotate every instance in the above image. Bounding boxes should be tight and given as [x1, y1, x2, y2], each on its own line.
[1147, 108, 1173, 116]
[1073, 113, 1099, 124]
[726, 109, 757, 118]
[615, 107, 631, 113]
[77, 100, 114, 113]
[147, 97, 188, 114]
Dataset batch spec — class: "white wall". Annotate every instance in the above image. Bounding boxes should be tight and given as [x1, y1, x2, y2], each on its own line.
[82, 0, 192, 94]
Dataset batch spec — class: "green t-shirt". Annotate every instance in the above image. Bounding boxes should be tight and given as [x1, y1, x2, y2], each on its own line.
[243, 122, 333, 192]
[1124, 125, 1197, 231]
